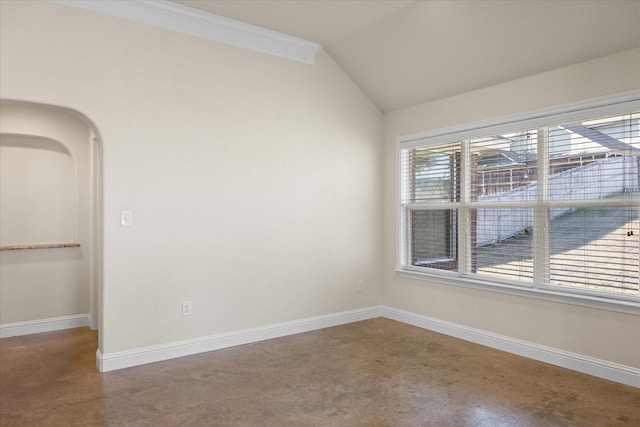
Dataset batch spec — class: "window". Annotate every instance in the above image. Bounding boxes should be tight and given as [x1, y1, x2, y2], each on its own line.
[399, 96, 640, 305]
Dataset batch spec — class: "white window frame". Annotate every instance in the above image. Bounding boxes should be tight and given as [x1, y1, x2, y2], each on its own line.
[396, 92, 640, 315]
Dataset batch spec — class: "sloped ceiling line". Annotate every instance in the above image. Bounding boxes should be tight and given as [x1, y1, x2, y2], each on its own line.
[52, 0, 321, 64]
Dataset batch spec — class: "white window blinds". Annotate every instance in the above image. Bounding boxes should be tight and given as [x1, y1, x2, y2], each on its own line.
[546, 113, 639, 294]
[399, 100, 640, 303]
[400, 143, 460, 272]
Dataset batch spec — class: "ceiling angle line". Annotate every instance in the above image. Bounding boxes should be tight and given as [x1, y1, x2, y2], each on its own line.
[51, 0, 321, 64]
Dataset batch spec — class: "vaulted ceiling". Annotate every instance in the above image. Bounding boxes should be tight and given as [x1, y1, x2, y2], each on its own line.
[170, 0, 640, 113]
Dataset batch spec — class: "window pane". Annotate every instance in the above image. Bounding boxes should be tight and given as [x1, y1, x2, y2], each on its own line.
[403, 144, 461, 204]
[549, 205, 639, 295]
[400, 103, 639, 304]
[549, 113, 640, 201]
[410, 209, 457, 271]
[471, 132, 537, 201]
[472, 208, 534, 282]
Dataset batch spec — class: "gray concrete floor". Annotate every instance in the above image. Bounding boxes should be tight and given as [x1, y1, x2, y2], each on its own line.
[1, 318, 638, 426]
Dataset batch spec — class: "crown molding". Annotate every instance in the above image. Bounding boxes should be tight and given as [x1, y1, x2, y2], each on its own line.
[51, 0, 321, 64]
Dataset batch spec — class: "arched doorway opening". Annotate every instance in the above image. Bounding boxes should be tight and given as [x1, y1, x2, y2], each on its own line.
[0, 100, 103, 353]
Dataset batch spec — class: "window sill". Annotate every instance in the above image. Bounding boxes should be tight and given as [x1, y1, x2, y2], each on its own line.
[397, 268, 640, 316]
[0, 243, 81, 251]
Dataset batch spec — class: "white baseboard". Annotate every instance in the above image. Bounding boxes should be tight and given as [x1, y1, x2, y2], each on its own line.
[96, 306, 383, 372]
[0, 314, 90, 338]
[95, 304, 638, 388]
[380, 306, 640, 388]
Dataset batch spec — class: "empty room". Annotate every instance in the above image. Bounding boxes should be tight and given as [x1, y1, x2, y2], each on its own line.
[0, 0, 639, 425]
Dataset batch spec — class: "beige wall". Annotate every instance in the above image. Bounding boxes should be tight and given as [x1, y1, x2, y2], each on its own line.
[1, 0, 637, 373]
[383, 48, 640, 368]
[0, 134, 74, 245]
[0, 1, 383, 354]
[0, 103, 94, 324]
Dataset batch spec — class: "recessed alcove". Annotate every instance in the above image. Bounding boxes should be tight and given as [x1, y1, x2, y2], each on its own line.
[0, 134, 76, 247]
[0, 101, 101, 334]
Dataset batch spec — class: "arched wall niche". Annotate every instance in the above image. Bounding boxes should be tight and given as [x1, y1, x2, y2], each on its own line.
[0, 99, 103, 338]
[0, 133, 75, 245]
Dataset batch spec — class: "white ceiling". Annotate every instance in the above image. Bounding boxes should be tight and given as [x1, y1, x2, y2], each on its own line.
[170, 0, 640, 113]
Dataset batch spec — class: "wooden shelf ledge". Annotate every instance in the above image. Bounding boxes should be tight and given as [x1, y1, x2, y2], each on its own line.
[0, 243, 81, 251]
